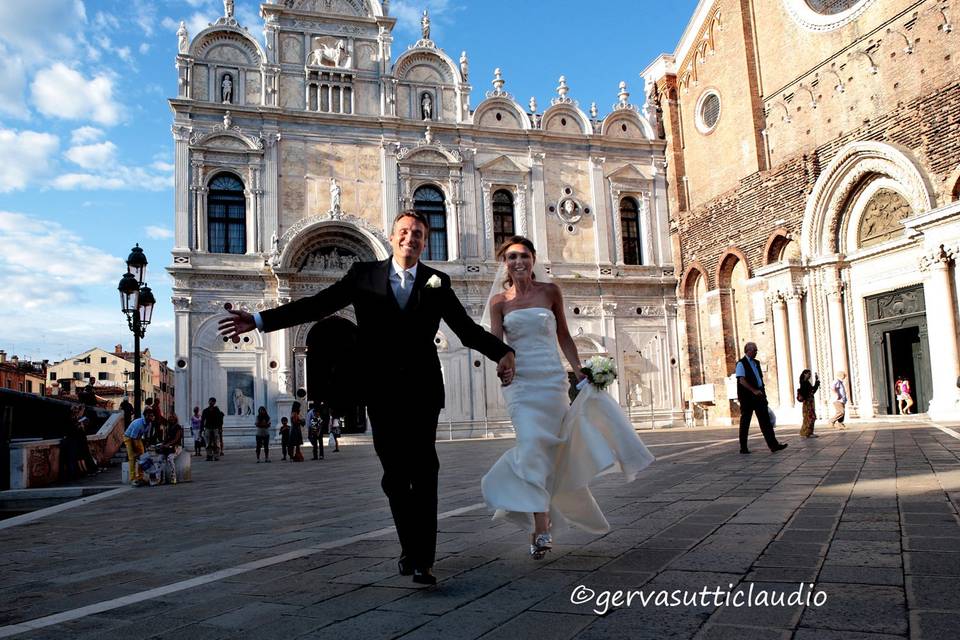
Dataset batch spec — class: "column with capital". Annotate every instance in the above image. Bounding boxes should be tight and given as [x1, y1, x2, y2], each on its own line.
[921, 245, 960, 419]
[769, 292, 794, 408]
[588, 157, 612, 264]
[529, 151, 550, 263]
[784, 288, 808, 396]
[825, 279, 850, 382]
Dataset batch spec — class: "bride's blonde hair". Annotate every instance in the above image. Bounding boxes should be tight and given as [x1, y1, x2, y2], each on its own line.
[496, 235, 537, 288]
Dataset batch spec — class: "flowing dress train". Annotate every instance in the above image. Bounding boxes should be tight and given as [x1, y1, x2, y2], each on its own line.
[481, 307, 655, 534]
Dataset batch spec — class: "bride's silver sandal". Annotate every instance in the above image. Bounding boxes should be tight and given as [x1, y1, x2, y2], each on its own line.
[530, 533, 553, 560]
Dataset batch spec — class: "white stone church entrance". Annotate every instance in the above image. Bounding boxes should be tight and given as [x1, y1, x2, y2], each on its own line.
[864, 286, 932, 416]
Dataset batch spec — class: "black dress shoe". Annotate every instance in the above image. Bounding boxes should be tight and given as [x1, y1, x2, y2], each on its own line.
[740, 449, 751, 454]
[412, 568, 437, 586]
[771, 443, 788, 453]
[398, 556, 414, 576]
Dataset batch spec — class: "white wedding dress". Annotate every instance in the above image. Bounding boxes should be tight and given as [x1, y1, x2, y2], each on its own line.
[481, 307, 655, 535]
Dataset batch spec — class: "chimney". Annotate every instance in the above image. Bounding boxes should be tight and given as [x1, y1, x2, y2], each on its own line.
[0, 350, 5, 363]
[11, 356, 18, 364]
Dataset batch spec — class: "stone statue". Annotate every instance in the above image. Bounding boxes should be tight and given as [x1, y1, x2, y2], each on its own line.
[310, 40, 348, 67]
[562, 199, 577, 218]
[528, 96, 537, 113]
[424, 126, 433, 144]
[177, 21, 189, 54]
[221, 74, 233, 104]
[590, 102, 598, 119]
[224, 0, 234, 18]
[269, 231, 280, 266]
[633, 383, 642, 407]
[329, 178, 341, 213]
[420, 92, 433, 120]
[382, 0, 390, 15]
[459, 51, 469, 82]
[421, 9, 430, 40]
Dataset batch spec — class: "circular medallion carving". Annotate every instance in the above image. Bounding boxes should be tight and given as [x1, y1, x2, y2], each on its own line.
[783, 0, 875, 31]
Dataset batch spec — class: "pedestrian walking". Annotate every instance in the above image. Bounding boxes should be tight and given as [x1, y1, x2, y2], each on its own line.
[255, 406, 271, 463]
[830, 371, 848, 429]
[124, 408, 154, 485]
[735, 342, 788, 454]
[329, 413, 341, 452]
[279, 417, 291, 460]
[190, 406, 204, 456]
[201, 397, 224, 460]
[289, 401, 305, 461]
[896, 377, 915, 415]
[158, 415, 183, 485]
[797, 370, 821, 438]
[307, 402, 323, 460]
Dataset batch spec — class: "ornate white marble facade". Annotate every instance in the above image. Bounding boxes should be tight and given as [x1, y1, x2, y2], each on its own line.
[168, 0, 681, 443]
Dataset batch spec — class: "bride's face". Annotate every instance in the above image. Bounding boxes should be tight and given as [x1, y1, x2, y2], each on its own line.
[504, 244, 535, 281]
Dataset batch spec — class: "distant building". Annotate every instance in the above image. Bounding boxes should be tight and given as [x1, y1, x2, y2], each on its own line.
[168, 0, 680, 443]
[644, 0, 960, 423]
[0, 350, 47, 397]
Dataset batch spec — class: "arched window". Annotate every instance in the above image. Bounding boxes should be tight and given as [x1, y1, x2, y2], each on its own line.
[413, 185, 447, 261]
[620, 197, 642, 265]
[492, 189, 515, 252]
[208, 173, 246, 254]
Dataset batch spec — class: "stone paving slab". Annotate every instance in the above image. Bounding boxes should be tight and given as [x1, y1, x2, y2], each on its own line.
[2, 422, 960, 639]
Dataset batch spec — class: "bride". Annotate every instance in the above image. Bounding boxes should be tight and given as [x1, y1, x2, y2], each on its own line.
[481, 236, 655, 559]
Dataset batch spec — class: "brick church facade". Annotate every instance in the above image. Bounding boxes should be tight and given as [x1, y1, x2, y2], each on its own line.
[644, 0, 960, 424]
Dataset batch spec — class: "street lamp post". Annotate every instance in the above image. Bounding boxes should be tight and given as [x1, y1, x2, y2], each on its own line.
[117, 244, 156, 418]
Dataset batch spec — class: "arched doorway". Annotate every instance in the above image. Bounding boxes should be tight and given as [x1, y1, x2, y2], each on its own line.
[306, 317, 367, 433]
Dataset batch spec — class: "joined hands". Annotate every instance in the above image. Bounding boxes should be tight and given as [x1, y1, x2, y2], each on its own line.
[497, 352, 516, 386]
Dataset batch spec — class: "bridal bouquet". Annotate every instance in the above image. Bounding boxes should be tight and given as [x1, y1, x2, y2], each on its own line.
[581, 356, 617, 391]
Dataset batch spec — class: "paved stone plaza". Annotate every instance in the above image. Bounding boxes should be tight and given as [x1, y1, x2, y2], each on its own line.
[2, 421, 959, 639]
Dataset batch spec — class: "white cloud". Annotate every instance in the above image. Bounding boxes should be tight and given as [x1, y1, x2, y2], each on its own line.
[160, 16, 179, 32]
[0, 211, 124, 311]
[93, 11, 119, 31]
[187, 12, 216, 39]
[139, 42, 150, 55]
[0, 128, 59, 192]
[71, 126, 104, 145]
[146, 225, 174, 239]
[151, 160, 175, 172]
[31, 63, 123, 125]
[52, 173, 126, 190]
[65, 141, 118, 169]
[132, 0, 157, 37]
[391, 0, 454, 38]
[0, 1, 88, 61]
[51, 164, 173, 191]
[116, 46, 134, 64]
[0, 43, 29, 118]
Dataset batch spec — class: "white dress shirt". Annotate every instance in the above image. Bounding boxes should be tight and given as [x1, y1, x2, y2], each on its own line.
[253, 258, 418, 330]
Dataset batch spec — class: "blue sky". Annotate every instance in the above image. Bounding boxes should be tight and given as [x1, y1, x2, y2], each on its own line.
[0, 0, 698, 364]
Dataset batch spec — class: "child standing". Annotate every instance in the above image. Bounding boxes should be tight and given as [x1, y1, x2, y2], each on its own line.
[329, 414, 342, 453]
[190, 406, 203, 456]
[255, 406, 271, 463]
[279, 417, 290, 461]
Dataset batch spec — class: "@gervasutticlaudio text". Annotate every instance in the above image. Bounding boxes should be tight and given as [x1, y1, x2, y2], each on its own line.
[570, 583, 828, 615]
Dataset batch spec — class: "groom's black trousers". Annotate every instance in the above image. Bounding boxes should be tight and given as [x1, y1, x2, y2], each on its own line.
[367, 402, 442, 570]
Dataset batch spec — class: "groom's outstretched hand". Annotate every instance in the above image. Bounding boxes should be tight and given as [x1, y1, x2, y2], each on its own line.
[218, 309, 256, 340]
[497, 352, 516, 386]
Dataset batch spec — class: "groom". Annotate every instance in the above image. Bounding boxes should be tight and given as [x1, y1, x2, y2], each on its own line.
[219, 210, 516, 585]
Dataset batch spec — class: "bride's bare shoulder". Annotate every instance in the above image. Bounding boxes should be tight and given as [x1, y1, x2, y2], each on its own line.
[490, 291, 508, 307]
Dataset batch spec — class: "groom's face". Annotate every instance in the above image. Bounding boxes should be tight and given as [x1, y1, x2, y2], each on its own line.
[390, 216, 427, 265]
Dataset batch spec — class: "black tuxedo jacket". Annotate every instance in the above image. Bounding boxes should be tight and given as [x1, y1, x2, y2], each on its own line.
[260, 259, 512, 409]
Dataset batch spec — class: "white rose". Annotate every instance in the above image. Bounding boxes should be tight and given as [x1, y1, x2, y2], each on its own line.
[426, 274, 442, 288]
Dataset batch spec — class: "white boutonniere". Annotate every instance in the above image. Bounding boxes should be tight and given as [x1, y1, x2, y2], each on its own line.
[426, 274, 442, 289]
